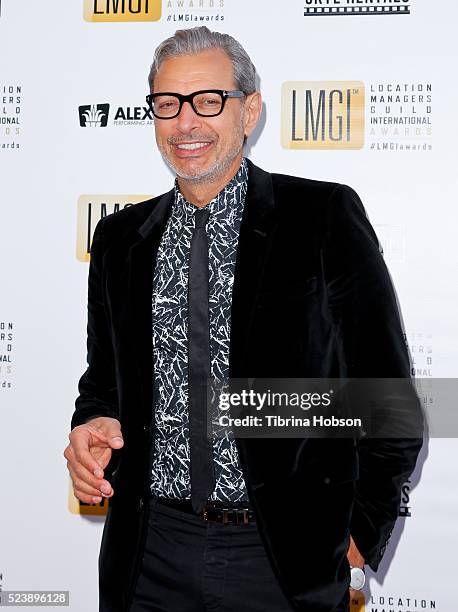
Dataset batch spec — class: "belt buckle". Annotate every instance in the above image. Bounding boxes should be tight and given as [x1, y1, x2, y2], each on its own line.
[224, 507, 250, 525]
[202, 504, 232, 524]
[202, 504, 217, 522]
[238, 509, 249, 525]
[202, 503, 251, 525]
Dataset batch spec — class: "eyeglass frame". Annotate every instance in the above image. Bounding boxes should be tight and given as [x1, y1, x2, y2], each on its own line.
[145, 89, 246, 119]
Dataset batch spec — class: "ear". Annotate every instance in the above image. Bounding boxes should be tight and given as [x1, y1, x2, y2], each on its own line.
[243, 91, 262, 138]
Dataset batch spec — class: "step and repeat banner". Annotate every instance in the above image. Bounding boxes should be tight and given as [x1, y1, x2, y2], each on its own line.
[1, 0, 457, 610]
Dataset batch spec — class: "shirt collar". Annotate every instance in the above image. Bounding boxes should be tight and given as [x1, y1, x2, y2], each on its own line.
[173, 157, 248, 225]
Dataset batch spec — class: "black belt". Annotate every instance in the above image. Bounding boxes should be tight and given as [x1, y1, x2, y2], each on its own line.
[153, 497, 256, 525]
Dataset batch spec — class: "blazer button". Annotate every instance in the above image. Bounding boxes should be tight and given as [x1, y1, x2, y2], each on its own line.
[323, 476, 331, 484]
[139, 497, 144, 511]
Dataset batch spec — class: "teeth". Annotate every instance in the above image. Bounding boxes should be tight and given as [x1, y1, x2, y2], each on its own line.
[176, 142, 209, 150]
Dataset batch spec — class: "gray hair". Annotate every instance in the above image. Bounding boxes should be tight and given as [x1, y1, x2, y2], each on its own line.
[148, 26, 257, 94]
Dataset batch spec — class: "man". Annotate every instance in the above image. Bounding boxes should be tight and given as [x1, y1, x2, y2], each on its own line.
[64, 26, 423, 612]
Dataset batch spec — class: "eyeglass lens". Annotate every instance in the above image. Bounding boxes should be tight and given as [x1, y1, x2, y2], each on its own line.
[152, 92, 224, 117]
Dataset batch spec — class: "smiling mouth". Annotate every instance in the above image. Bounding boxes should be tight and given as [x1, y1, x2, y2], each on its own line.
[175, 142, 212, 150]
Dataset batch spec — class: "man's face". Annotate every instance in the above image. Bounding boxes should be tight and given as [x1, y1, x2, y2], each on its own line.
[152, 48, 249, 183]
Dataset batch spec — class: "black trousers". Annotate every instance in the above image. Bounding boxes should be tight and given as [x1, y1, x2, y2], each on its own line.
[129, 498, 349, 612]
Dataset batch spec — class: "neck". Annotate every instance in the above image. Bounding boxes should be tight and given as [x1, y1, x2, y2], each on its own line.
[176, 153, 243, 208]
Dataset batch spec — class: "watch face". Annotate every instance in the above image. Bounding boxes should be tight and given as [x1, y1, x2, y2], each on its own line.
[350, 567, 366, 590]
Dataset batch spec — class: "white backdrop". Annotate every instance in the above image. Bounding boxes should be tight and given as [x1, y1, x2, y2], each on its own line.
[1, 1, 457, 610]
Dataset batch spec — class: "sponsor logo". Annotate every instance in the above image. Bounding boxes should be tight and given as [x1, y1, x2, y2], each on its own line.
[84, 0, 162, 22]
[112, 104, 154, 125]
[0, 321, 13, 390]
[165, 0, 225, 23]
[77, 195, 152, 262]
[369, 82, 432, 152]
[350, 593, 365, 611]
[78, 102, 154, 127]
[406, 331, 433, 434]
[400, 478, 412, 517]
[303, 0, 411, 17]
[405, 331, 433, 377]
[351, 590, 439, 611]
[281, 80, 432, 152]
[368, 594, 437, 611]
[1, 84, 22, 150]
[281, 81, 365, 149]
[78, 103, 110, 128]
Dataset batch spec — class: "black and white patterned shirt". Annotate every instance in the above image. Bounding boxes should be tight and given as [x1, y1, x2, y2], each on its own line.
[149, 158, 250, 503]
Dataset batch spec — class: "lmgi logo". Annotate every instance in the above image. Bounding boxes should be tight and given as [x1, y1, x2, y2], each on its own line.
[76, 195, 152, 262]
[350, 593, 365, 611]
[83, 0, 162, 21]
[281, 81, 365, 150]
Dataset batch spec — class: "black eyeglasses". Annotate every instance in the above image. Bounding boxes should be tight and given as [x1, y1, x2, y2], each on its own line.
[145, 89, 246, 119]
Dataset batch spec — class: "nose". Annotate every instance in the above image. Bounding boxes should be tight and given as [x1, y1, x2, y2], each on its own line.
[175, 100, 202, 133]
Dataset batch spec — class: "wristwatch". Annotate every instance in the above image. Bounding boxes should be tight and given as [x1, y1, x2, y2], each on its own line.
[349, 565, 365, 590]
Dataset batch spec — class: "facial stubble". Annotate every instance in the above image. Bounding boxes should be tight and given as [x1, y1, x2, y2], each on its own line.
[156, 109, 246, 185]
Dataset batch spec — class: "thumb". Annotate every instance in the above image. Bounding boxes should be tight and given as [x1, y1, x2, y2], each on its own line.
[109, 434, 124, 449]
[103, 425, 124, 448]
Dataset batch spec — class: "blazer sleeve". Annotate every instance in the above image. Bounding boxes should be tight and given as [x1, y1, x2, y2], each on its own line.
[71, 217, 120, 430]
[323, 184, 424, 572]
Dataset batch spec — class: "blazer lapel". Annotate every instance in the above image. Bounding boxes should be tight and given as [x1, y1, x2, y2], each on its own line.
[229, 158, 278, 376]
[127, 189, 174, 420]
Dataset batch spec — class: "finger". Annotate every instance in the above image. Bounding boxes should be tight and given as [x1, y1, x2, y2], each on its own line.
[65, 440, 105, 480]
[69, 429, 111, 478]
[85, 419, 124, 449]
[73, 487, 104, 505]
[67, 462, 113, 498]
[66, 447, 111, 491]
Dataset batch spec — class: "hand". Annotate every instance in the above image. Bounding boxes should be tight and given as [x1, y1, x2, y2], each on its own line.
[347, 535, 365, 598]
[64, 417, 124, 504]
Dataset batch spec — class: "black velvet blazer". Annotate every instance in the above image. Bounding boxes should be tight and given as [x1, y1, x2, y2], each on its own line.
[71, 158, 423, 612]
